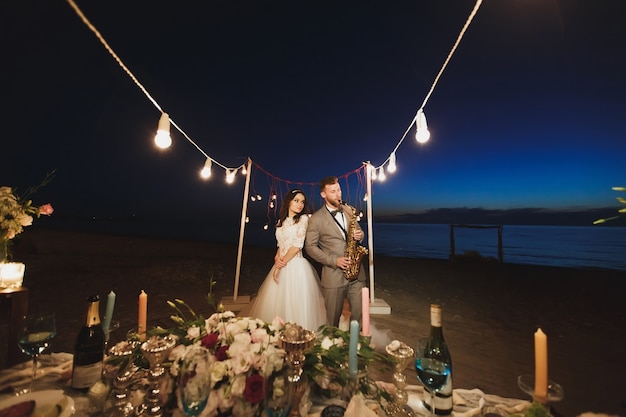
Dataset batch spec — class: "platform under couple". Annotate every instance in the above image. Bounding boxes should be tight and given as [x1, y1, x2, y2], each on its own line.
[244, 176, 368, 333]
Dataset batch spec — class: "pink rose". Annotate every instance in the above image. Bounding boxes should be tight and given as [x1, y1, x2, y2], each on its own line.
[39, 204, 54, 216]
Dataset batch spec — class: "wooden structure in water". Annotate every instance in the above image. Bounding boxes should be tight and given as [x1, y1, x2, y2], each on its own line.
[449, 224, 503, 262]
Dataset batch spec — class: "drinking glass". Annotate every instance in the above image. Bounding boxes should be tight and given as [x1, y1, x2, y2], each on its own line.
[415, 338, 450, 417]
[264, 366, 291, 417]
[178, 345, 211, 417]
[17, 313, 57, 393]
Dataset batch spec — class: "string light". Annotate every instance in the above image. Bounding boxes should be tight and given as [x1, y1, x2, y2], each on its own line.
[370, 164, 378, 181]
[241, 165, 247, 175]
[387, 152, 397, 173]
[67, 0, 483, 192]
[263, 224, 269, 230]
[377, 166, 386, 182]
[250, 195, 257, 201]
[415, 109, 431, 144]
[226, 169, 236, 183]
[200, 158, 212, 179]
[256, 194, 263, 200]
[154, 112, 172, 149]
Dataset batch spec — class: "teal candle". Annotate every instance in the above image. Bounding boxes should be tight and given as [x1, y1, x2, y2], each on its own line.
[349, 320, 359, 377]
[102, 290, 116, 340]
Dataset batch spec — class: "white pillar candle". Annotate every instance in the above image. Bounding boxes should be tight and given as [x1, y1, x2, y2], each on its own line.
[0, 262, 25, 288]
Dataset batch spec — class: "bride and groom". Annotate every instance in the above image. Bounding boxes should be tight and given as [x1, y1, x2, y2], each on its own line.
[247, 176, 367, 332]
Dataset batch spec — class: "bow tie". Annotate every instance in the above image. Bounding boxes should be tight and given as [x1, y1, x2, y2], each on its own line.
[329, 208, 343, 217]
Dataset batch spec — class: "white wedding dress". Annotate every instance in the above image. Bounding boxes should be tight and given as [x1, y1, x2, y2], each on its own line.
[246, 216, 327, 331]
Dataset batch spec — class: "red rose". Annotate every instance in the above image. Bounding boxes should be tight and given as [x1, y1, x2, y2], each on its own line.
[39, 204, 54, 216]
[215, 345, 229, 361]
[201, 333, 219, 349]
[243, 374, 265, 404]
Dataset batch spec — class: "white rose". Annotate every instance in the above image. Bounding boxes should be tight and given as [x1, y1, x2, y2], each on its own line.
[209, 361, 227, 388]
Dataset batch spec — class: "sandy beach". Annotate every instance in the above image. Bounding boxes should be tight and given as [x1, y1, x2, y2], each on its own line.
[5, 228, 626, 417]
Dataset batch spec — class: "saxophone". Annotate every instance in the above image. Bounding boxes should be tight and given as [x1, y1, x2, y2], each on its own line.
[341, 201, 368, 280]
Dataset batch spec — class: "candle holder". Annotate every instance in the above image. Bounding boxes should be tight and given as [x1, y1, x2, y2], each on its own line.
[517, 374, 564, 404]
[136, 335, 176, 417]
[106, 340, 140, 417]
[0, 262, 25, 289]
[385, 341, 415, 416]
[279, 324, 316, 417]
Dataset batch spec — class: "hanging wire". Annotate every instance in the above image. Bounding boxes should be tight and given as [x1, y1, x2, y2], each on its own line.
[66, 0, 482, 190]
[381, 0, 484, 168]
[65, 0, 231, 171]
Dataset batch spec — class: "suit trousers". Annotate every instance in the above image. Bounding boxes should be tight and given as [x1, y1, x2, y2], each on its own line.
[322, 279, 365, 328]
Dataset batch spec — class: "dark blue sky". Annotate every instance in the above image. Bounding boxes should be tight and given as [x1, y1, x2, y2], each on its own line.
[1, 0, 625, 226]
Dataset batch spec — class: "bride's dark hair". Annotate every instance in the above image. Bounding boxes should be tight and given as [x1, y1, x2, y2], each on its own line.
[276, 189, 310, 227]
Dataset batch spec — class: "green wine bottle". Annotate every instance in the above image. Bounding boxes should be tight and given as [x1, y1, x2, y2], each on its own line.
[423, 304, 453, 415]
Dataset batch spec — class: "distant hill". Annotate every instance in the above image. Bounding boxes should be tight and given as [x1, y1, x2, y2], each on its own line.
[373, 207, 624, 226]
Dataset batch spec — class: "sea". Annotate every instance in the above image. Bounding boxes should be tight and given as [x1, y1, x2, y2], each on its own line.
[47, 219, 626, 271]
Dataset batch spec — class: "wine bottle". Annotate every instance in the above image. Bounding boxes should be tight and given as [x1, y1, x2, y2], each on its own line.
[423, 303, 453, 415]
[71, 294, 105, 391]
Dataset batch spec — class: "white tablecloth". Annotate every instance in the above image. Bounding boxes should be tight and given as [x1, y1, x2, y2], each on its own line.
[1, 353, 533, 417]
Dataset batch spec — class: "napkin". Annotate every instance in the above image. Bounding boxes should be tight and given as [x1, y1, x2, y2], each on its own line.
[344, 395, 378, 417]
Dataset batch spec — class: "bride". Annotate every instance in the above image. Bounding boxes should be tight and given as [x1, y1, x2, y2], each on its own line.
[246, 189, 327, 331]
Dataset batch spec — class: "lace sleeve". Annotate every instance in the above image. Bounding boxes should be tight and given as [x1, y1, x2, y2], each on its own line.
[276, 216, 308, 251]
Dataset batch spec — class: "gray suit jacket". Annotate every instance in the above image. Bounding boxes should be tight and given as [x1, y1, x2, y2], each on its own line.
[305, 207, 367, 289]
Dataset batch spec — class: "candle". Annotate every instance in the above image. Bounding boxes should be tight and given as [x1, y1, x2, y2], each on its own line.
[361, 287, 370, 337]
[349, 320, 359, 377]
[102, 290, 116, 341]
[138, 290, 148, 340]
[534, 327, 548, 402]
[0, 262, 25, 289]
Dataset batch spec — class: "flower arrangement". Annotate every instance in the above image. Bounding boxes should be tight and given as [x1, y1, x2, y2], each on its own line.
[109, 280, 396, 416]
[0, 171, 55, 261]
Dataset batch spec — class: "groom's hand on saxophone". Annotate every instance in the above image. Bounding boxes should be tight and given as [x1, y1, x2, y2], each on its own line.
[336, 256, 352, 270]
[353, 229, 364, 241]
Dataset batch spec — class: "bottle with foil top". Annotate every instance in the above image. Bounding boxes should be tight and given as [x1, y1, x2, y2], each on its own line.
[423, 304, 453, 415]
[71, 294, 105, 391]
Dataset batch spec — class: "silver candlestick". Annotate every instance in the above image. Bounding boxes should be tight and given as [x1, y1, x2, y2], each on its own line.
[136, 335, 176, 417]
[107, 340, 139, 417]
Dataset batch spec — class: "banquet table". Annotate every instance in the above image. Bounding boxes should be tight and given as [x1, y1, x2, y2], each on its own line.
[0, 353, 534, 417]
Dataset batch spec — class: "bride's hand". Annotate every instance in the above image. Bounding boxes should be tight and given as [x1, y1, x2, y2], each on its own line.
[273, 268, 279, 283]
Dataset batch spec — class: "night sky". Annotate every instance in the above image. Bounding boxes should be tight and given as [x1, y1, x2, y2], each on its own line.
[2, 0, 625, 232]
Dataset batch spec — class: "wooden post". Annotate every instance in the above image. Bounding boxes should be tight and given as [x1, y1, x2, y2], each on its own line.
[497, 225, 503, 262]
[449, 224, 456, 258]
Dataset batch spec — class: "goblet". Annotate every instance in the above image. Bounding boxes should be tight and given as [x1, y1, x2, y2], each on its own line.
[415, 338, 450, 417]
[16, 313, 56, 394]
[386, 340, 415, 415]
[279, 324, 316, 417]
[178, 345, 211, 417]
[136, 335, 176, 417]
[107, 340, 140, 417]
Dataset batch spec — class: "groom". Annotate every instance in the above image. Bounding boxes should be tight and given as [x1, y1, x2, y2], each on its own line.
[305, 176, 367, 328]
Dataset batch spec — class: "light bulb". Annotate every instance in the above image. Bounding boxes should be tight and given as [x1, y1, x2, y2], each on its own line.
[371, 166, 378, 180]
[378, 166, 386, 181]
[226, 169, 236, 184]
[200, 158, 212, 179]
[415, 109, 431, 144]
[263, 224, 269, 230]
[387, 153, 397, 173]
[154, 112, 172, 148]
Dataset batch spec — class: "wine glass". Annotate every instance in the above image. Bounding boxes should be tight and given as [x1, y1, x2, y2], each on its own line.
[178, 345, 211, 417]
[264, 365, 292, 417]
[17, 313, 57, 393]
[415, 338, 451, 417]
